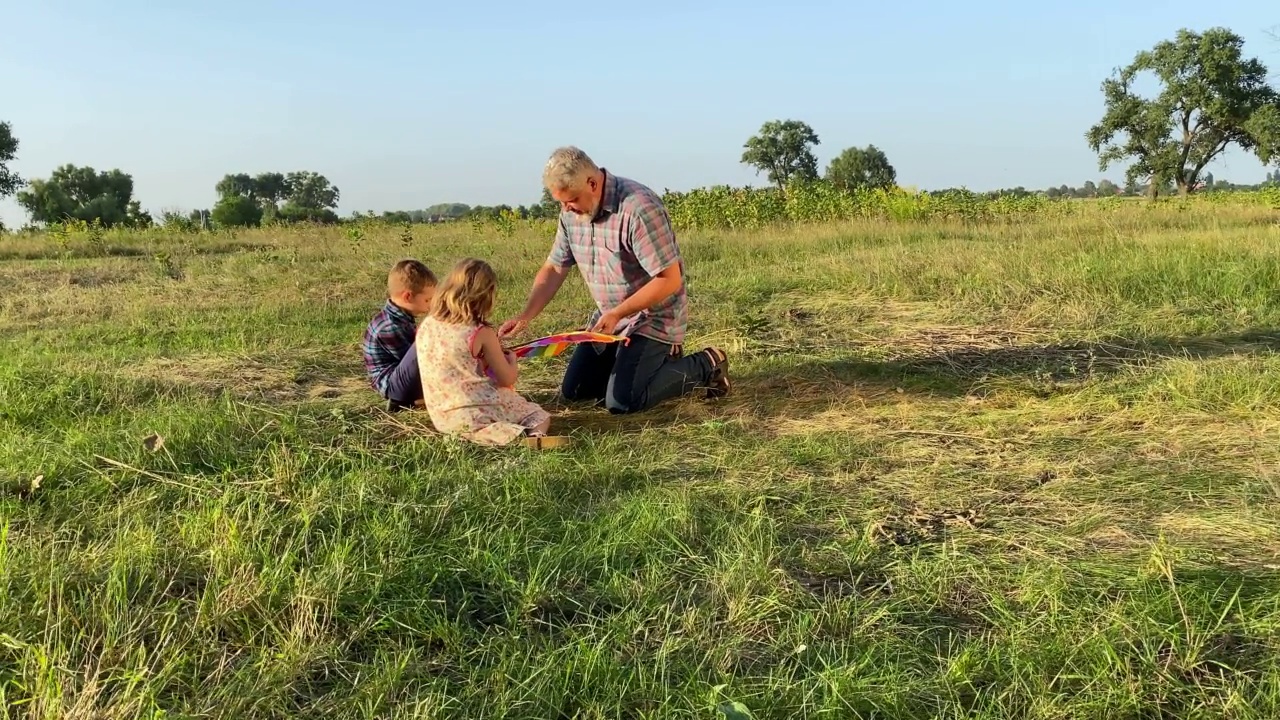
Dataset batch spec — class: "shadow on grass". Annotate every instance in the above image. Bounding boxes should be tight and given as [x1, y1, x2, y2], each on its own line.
[516, 329, 1280, 435]
[764, 329, 1280, 398]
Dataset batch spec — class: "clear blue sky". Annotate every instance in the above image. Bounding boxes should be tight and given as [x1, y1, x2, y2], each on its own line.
[2, 1, 1277, 225]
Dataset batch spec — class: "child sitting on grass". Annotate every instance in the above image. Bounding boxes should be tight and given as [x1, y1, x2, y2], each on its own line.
[362, 258, 436, 412]
[415, 258, 567, 448]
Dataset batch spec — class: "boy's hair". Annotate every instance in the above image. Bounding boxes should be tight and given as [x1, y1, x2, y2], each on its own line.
[429, 258, 497, 326]
[388, 258, 436, 296]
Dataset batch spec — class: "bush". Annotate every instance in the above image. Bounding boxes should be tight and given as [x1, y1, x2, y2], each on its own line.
[658, 180, 1275, 230]
[211, 196, 263, 228]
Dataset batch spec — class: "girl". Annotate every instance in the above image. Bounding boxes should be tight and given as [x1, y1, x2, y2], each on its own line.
[415, 258, 566, 448]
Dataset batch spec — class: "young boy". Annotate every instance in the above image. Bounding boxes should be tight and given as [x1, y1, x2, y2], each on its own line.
[362, 258, 436, 411]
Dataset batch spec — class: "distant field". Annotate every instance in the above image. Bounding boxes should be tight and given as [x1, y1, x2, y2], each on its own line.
[2, 198, 1280, 718]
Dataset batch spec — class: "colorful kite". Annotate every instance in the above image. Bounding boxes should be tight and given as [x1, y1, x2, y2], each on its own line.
[481, 330, 631, 384]
[509, 331, 630, 360]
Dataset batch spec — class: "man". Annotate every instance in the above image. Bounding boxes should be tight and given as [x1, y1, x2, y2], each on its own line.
[498, 146, 730, 414]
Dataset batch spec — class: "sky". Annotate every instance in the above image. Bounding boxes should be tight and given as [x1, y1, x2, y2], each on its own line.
[1, 1, 1277, 226]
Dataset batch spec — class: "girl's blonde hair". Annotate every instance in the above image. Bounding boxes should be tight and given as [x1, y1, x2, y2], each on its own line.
[428, 258, 498, 325]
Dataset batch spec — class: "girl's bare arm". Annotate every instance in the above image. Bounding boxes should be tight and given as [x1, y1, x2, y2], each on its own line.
[473, 325, 518, 387]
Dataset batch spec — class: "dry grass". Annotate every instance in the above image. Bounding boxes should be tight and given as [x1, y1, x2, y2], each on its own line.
[2, 201, 1279, 718]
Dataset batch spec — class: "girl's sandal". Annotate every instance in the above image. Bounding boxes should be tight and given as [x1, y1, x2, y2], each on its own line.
[521, 434, 573, 450]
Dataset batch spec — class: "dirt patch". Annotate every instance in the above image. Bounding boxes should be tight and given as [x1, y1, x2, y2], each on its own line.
[787, 566, 893, 599]
[123, 353, 370, 404]
[869, 506, 986, 547]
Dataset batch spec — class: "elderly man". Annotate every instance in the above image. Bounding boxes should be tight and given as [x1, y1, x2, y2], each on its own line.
[498, 146, 730, 414]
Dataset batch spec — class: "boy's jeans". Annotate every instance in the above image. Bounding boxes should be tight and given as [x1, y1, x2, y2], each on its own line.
[383, 343, 424, 407]
[559, 334, 714, 414]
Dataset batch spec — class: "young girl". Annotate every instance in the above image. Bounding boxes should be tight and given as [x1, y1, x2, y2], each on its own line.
[415, 258, 564, 447]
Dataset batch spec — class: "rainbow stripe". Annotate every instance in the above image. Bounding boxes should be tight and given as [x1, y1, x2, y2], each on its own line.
[510, 331, 630, 360]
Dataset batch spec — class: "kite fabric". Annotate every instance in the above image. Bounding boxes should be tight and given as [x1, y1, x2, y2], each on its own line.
[481, 311, 646, 383]
[481, 330, 630, 384]
[509, 331, 630, 360]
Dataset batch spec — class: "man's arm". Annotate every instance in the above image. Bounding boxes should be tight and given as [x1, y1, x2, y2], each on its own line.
[591, 199, 684, 331]
[513, 262, 570, 324]
[602, 264, 681, 320]
[499, 217, 575, 337]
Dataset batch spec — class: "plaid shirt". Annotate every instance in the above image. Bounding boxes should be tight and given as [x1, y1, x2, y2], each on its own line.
[547, 169, 688, 345]
[361, 299, 416, 393]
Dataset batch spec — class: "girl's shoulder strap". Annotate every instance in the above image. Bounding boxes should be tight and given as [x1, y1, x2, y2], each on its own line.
[466, 322, 490, 358]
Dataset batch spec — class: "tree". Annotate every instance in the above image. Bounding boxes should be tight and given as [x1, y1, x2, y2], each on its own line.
[261, 171, 340, 223]
[214, 170, 339, 225]
[16, 164, 149, 227]
[1085, 27, 1280, 198]
[1244, 104, 1280, 169]
[215, 173, 257, 200]
[125, 200, 153, 228]
[539, 187, 560, 217]
[741, 119, 820, 190]
[824, 145, 896, 192]
[283, 171, 339, 211]
[211, 195, 263, 227]
[254, 172, 288, 207]
[0, 121, 22, 202]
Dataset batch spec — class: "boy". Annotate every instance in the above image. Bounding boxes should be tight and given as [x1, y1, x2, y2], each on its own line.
[362, 258, 436, 411]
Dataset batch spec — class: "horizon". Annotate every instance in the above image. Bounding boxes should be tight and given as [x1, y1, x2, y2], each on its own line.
[2, 1, 1277, 227]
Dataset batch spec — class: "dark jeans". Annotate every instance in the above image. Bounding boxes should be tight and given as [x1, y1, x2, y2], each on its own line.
[383, 343, 424, 406]
[560, 334, 714, 414]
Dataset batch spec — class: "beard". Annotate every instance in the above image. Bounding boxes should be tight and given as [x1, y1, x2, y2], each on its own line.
[573, 198, 598, 218]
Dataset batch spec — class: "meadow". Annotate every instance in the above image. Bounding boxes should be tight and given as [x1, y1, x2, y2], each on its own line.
[2, 187, 1280, 718]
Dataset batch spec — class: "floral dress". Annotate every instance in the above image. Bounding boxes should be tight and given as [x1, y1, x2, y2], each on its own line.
[415, 317, 550, 445]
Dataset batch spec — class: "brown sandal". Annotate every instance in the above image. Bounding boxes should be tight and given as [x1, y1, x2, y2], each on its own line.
[700, 347, 731, 399]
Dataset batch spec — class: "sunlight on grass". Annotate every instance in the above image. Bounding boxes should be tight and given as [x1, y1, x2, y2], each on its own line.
[2, 199, 1279, 718]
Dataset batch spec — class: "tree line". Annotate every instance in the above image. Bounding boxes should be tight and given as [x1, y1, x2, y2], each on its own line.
[732, 27, 1278, 201]
[1, 25, 1276, 232]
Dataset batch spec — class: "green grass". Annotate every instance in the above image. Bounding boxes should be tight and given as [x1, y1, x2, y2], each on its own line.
[2, 201, 1280, 718]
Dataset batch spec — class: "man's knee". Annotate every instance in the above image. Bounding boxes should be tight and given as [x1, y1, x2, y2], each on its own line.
[605, 385, 646, 414]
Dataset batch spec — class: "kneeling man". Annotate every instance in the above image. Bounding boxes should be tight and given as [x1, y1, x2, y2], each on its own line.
[499, 146, 730, 414]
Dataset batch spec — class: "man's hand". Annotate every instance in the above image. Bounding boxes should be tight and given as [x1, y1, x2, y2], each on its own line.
[498, 317, 528, 338]
[499, 262, 572, 338]
[590, 308, 625, 334]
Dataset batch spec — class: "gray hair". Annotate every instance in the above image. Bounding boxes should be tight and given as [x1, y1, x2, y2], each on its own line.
[543, 146, 599, 191]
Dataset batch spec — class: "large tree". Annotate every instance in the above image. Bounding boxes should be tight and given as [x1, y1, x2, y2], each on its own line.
[1085, 27, 1280, 197]
[277, 171, 340, 223]
[0, 121, 21, 202]
[282, 171, 339, 211]
[254, 172, 288, 208]
[214, 170, 339, 224]
[741, 119, 820, 190]
[824, 144, 896, 192]
[1245, 104, 1280, 168]
[17, 164, 151, 227]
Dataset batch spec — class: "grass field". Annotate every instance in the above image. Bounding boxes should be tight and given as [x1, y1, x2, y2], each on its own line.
[3, 199, 1280, 718]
